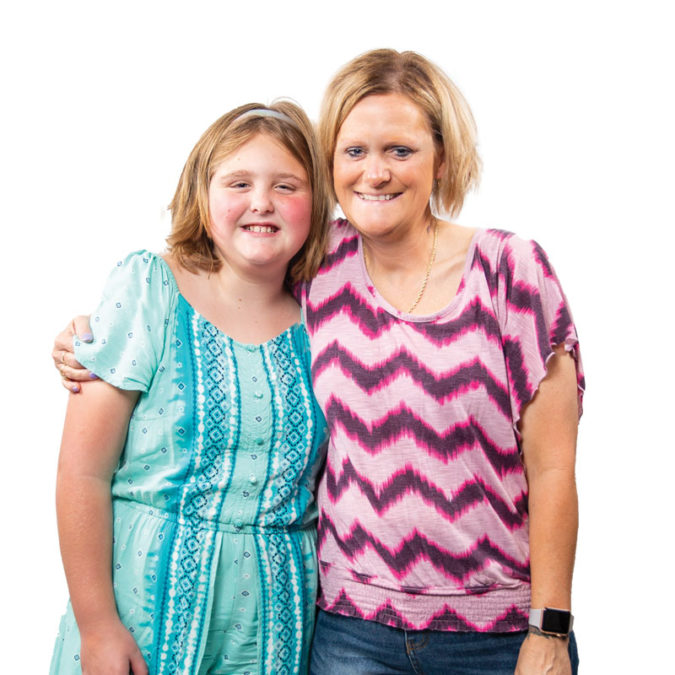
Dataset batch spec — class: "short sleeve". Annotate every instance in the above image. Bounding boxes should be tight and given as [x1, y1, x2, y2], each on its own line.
[495, 235, 585, 433]
[74, 250, 176, 392]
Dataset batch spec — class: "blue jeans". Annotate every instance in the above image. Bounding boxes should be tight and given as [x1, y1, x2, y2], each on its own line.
[310, 609, 579, 675]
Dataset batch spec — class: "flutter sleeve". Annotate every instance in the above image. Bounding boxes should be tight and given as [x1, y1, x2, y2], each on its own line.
[495, 234, 585, 435]
[74, 250, 175, 392]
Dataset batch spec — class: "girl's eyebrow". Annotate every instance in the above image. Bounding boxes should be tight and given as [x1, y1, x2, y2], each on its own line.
[275, 172, 306, 182]
[217, 170, 305, 182]
[218, 170, 251, 180]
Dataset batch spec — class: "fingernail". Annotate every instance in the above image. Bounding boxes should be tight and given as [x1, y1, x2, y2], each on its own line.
[89, 372, 99, 379]
[80, 332, 93, 342]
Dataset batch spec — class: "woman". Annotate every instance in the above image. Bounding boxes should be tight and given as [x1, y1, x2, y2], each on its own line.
[56, 49, 583, 674]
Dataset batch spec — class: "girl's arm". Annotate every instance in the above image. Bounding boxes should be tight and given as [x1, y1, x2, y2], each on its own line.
[515, 346, 579, 675]
[56, 379, 147, 675]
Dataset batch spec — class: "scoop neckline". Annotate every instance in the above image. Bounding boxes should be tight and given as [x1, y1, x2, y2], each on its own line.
[151, 251, 303, 348]
[357, 228, 483, 322]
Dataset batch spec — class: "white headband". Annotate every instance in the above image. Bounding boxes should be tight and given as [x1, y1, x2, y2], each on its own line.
[235, 108, 297, 126]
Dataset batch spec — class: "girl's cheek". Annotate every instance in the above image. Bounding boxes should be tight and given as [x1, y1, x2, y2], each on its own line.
[282, 195, 312, 228]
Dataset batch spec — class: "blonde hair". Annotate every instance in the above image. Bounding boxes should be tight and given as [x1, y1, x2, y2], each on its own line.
[318, 49, 481, 217]
[167, 101, 331, 283]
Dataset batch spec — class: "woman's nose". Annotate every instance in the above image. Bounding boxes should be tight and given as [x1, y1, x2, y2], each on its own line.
[363, 155, 391, 185]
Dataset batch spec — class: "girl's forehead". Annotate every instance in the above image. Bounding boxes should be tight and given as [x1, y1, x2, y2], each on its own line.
[211, 133, 307, 178]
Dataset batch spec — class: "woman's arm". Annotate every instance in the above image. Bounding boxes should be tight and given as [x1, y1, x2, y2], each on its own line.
[56, 379, 147, 675]
[515, 346, 579, 675]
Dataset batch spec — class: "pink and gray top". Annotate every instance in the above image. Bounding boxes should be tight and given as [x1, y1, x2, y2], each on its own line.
[300, 220, 584, 632]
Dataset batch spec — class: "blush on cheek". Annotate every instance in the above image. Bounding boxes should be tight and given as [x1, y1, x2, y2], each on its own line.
[282, 196, 313, 230]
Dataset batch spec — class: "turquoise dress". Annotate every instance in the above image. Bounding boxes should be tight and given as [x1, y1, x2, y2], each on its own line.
[50, 251, 327, 675]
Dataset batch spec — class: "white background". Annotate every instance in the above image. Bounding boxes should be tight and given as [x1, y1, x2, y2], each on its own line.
[1, 1, 673, 671]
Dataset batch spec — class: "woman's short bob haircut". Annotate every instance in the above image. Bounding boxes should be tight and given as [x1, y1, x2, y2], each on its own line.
[168, 101, 331, 284]
[319, 49, 481, 217]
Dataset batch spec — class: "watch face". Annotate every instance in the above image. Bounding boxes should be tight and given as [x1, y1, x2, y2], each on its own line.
[541, 609, 571, 634]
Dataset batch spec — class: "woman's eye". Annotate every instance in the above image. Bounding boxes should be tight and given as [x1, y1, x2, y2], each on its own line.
[391, 146, 412, 159]
[345, 147, 364, 158]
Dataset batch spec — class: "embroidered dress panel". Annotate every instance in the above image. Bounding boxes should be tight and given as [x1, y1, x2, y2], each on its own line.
[50, 251, 327, 675]
[301, 221, 584, 633]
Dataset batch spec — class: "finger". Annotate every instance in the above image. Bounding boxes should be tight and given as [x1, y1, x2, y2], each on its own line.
[73, 314, 94, 342]
[60, 363, 97, 382]
[53, 321, 77, 352]
[129, 653, 149, 675]
[60, 372, 80, 393]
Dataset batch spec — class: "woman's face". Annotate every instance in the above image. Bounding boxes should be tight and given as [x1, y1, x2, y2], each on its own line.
[332, 92, 442, 243]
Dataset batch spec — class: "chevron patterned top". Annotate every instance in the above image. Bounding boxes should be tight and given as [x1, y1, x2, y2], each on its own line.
[300, 220, 584, 632]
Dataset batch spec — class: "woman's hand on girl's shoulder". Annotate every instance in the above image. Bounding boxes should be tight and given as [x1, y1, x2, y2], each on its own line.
[79, 617, 148, 675]
[52, 316, 96, 392]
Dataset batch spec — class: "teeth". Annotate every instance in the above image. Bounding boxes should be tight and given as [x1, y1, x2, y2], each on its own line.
[245, 225, 277, 233]
[358, 193, 397, 201]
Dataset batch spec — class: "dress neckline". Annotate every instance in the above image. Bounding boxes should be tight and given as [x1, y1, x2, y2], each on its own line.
[153, 252, 303, 348]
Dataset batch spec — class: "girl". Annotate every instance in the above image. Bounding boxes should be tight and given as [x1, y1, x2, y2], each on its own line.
[50, 102, 330, 675]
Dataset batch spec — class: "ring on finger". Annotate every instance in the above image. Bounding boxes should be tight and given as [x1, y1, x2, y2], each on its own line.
[61, 351, 68, 365]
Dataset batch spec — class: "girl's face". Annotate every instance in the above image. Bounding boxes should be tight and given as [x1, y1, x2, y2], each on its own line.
[208, 133, 312, 278]
[332, 92, 443, 243]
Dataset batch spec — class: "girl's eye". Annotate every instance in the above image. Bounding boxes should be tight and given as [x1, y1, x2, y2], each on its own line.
[231, 181, 250, 189]
[345, 147, 364, 159]
[276, 184, 295, 192]
[391, 146, 413, 159]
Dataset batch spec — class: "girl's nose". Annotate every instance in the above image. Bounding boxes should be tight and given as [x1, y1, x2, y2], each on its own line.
[250, 188, 274, 214]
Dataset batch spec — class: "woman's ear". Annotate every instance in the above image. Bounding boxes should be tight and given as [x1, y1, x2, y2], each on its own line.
[435, 147, 446, 180]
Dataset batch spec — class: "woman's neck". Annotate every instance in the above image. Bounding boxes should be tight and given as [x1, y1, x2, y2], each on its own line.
[361, 215, 437, 280]
[360, 220, 477, 316]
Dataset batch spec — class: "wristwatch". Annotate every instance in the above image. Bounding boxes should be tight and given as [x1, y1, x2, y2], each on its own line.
[528, 608, 574, 637]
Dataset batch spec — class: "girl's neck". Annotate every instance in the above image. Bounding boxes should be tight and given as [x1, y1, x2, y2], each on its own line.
[163, 253, 300, 344]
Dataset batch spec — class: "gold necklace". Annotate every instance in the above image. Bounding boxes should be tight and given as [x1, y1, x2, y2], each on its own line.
[363, 217, 439, 314]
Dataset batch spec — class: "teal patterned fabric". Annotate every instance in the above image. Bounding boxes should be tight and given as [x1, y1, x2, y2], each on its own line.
[50, 251, 327, 675]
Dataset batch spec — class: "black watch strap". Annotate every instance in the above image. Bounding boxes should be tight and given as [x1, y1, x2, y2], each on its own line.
[528, 608, 573, 637]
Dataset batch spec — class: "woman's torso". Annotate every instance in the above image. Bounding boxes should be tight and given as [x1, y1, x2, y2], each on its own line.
[300, 220, 582, 633]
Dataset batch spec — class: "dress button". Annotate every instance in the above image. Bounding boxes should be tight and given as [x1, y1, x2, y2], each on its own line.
[233, 520, 243, 529]
[246, 344, 256, 352]
[254, 392, 263, 399]
[255, 438, 264, 446]
[249, 475, 258, 484]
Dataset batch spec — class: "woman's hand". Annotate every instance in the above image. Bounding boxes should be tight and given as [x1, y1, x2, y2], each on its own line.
[515, 632, 571, 675]
[52, 316, 95, 392]
[80, 617, 148, 675]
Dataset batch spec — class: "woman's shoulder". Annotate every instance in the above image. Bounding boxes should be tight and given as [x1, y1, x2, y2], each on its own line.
[472, 228, 552, 268]
[313, 218, 360, 275]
